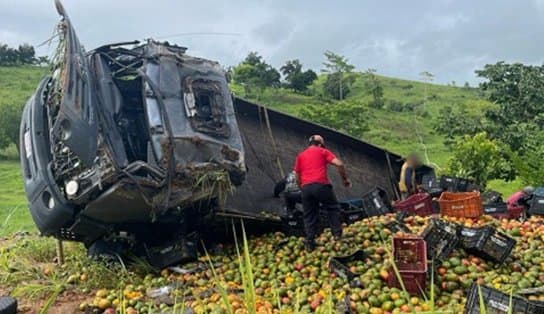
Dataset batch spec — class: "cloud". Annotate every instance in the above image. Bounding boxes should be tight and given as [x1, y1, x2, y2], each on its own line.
[1, 0, 543, 85]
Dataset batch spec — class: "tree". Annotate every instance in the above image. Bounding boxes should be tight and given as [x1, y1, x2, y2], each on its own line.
[323, 72, 355, 100]
[321, 51, 355, 100]
[0, 104, 23, 152]
[17, 44, 36, 64]
[446, 132, 514, 187]
[280, 59, 317, 93]
[232, 52, 280, 94]
[433, 104, 484, 146]
[476, 62, 544, 151]
[510, 131, 544, 186]
[299, 100, 369, 138]
[365, 68, 384, 109]
[0, 42, 37, 66]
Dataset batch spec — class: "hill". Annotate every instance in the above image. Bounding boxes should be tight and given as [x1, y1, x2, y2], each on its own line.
[230, 73, 519, 194]
[231, 73, 491, 167]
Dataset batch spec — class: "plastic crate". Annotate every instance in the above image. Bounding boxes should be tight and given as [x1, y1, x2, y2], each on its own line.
[483, 202, 509, 217]
[508, 205, 526, 219]
[420, 219, 460, 262]
[392, 236, 427, 272]
[481, 190, 504, 205]
[387, 268, 427, 296]
[384, 221, 412, 234]
[459, 226, 488, 249]
[421, 174, 444, 197]
[459, 226, 516, 265]
[439, 176, 473, 192]
[361, 186, 392, 217]
[464, 283, 544, 314]
[439, 191, 483, 218]
[280, 214, 305, 237]
[329, 250, 368, 286]
[339, 199, 367, 224]
[475, 228, 516, 265]
[394, 193, 434, 217]
[529, 195, 544, 216]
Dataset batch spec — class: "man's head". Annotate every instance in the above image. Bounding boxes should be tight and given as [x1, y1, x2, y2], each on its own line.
[309, 135, 325, 148]
[523, 186, 535, 196]
[406, 152, 421, 166]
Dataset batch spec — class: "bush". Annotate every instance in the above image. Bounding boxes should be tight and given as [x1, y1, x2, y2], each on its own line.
[386, 100, 404, 112]
[0, 104, 22, 154]
[446, 132, 514, 186]
[509, 131, 544, 186]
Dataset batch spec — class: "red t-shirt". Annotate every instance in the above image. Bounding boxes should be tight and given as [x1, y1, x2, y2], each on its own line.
[294, 146, 336, 187]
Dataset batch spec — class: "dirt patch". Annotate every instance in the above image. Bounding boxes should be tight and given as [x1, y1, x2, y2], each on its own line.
[15, 290, 88, 314]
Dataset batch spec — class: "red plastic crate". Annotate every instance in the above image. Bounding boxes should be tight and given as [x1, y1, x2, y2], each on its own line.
[507, 205, 525, 219]
[387, 268, 427, 295]
[392, 236, 427, 272]
[393, 193, 433, 216]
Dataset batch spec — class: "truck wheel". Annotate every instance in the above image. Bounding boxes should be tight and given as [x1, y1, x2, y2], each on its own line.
[0, 296, 17, 314]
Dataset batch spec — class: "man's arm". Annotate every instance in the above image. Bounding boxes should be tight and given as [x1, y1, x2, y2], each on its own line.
[330, 158, 351, 187]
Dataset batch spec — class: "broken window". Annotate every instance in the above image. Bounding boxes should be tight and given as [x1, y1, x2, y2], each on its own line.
[183, 78, 230, 138]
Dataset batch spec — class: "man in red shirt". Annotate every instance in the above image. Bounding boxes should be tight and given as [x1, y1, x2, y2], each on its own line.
[294, 135, 351, 252]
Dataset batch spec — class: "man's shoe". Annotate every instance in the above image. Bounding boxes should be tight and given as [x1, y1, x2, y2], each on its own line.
[304, 241, 316, 252]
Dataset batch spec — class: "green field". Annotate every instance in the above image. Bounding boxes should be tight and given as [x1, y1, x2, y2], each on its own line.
[0, 66, 521, 234]
[0, 66, 47, 235]
[0, 160, 33, 235]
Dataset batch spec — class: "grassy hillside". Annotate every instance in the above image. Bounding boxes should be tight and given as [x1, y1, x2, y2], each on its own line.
[0, 66, 46, 234]
[0, 66, 47, 107]
[231, 73, 492, 168]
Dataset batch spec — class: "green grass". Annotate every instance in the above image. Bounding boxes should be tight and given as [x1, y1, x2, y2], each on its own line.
[0, 65, 47, 107]
[0, 160, 33, 235]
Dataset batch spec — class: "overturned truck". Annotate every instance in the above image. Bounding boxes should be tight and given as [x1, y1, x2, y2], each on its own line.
[20, 0, 415, 267]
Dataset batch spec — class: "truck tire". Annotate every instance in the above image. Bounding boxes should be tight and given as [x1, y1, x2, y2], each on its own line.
[0, 296, 17, 314]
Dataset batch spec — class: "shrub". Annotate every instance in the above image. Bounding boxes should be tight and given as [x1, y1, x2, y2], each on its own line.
[446, 132, 514, 186]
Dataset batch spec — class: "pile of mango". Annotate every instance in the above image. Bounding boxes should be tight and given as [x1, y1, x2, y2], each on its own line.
[80, 214, 544, 313]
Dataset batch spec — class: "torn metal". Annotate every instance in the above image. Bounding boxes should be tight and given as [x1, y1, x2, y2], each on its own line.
[20, 0, 245, 251]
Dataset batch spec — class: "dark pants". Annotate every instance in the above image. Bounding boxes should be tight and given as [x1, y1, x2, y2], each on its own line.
[301, 183, 342, 242]
[284, 191, 302, 211]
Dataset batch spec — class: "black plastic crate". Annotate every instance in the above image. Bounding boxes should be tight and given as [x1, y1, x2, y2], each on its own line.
[385, 220, 412, 234]
[280, 214, 305, 237]
[460, 226, 516, 265]
[465, 283, 544, 314]
[340, 199, 367, 224]
[440, 176, 472, 192]
[421, 174, 444, 197]
[459, 226, 488, 249]
[329, 250, 368, 287]
[420, 219, 460, 262]
[481, 190, 504, 205]
[529, 195, 544, 216]
[476, 229, 516, 265]
[534, 187, 544, 197]
[483, 202, 508, 216]
[361, 186, 392, 217]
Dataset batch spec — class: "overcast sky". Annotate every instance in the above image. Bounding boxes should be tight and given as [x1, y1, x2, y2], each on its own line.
[1, 0, 544, 85]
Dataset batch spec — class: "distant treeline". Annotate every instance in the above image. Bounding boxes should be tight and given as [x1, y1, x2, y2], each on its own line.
[0, 43, 48, 66]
